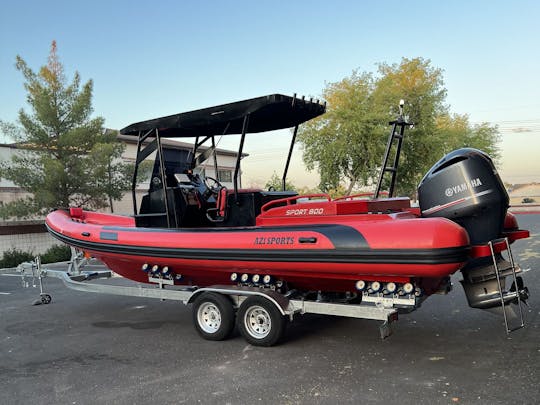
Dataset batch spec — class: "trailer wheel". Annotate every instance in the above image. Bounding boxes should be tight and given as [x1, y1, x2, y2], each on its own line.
[41, 294, 52, 304]
[192, 293, 235, 341]
[237, 296, 286, 347]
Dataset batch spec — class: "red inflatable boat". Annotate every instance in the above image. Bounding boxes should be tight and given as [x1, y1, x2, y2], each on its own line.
[45, 94, 530, 317]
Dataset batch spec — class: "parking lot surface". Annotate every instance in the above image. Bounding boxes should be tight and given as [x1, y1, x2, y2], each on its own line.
[1, 214, 539, 405]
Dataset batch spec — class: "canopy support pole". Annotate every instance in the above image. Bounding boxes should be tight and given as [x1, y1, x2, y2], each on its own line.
[191, 136, 199, 169]
[155, 129, 171, 228]
[132, 129, 154, 215]
[132, 131, 143, 215]
[282, 124, 299, 191]
[211, 136, 218, 181]
[234, 114, 250, 202]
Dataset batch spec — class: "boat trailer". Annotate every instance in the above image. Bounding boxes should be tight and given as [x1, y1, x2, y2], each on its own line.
[16, 236, 527, 346]
[16, 249, 420, 345]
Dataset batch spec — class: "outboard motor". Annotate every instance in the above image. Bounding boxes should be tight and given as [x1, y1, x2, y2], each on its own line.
[418, 148, 508, 244]
[418, 148, 528, 313]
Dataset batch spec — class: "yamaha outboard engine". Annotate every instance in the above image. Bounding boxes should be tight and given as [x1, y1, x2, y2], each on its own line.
[418, 148, 528, 312]
[418, 148, 508, 244]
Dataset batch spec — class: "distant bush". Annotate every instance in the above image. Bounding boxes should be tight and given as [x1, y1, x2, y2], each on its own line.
[0, 248, 34, 268]
[41, 244, 72, 264]
[522, 197, 536, 204]
[0, 244, 72, 268]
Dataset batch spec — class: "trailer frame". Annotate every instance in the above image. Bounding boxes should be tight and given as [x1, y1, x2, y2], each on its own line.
[17, 253, 417, 345]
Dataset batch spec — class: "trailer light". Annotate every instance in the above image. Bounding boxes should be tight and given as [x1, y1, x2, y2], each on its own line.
[175, 274, 183, 280]
[355, 280, 366, 291]
[386, 282, 397, 294]
[161, 266, 171, 276]
[403, 283, 414, 294]
[241, 273, 249, 282]
[151, 265, 160, 275]
[414, 287, 423, 297]
[230, 273, 238, 282]
[141, 263, 150, 272]
[252, 274, 260, 283]
[370, 281, 381, 293]
[276, 280, 283, 288]
[263, 275, 272, 284]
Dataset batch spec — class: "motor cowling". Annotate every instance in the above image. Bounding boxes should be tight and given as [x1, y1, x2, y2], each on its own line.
[418, 149, 528, 312]
[418, 148, 509, 245]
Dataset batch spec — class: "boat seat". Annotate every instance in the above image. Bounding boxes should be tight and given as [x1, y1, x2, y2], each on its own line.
[207, 189, 298, 226]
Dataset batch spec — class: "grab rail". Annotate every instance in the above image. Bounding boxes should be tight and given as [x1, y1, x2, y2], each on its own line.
[260, 194, 331, 213]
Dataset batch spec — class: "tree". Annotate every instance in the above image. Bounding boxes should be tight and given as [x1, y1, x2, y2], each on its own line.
[298, 57, 500, 197]
[371, 58, 448, 196]
[264, 172, 297, 191]
[86, 130, 134, 213]
[299, 71, 385, 195]
[0, 41, 133, 218]
[435, 113, 500, 159]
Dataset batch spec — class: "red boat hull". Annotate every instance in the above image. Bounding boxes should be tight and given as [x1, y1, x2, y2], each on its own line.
[45, 206, 470, 293]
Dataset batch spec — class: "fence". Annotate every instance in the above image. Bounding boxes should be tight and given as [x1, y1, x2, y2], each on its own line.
[0, 221, 58, 255]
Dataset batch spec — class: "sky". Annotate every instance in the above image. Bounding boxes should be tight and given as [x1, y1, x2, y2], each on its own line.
[1, 0, 539, 187]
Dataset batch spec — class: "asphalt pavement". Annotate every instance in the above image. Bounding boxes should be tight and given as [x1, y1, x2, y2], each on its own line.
[0, 214, 539, 405]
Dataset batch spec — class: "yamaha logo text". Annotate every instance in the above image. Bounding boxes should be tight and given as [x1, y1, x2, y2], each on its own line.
[445, 178, 483, 197]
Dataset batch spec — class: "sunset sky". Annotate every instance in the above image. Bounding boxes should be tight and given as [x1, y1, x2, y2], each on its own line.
[1, 0, 539, 187]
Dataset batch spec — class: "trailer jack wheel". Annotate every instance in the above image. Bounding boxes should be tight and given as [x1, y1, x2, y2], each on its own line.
[41, 294, 52, 304]
[237, 296, 286, 347]
[192, 292, 235, 341]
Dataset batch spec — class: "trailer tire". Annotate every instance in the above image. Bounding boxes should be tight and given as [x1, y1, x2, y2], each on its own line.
[41, 294, 52, 304]
[192, 292, 235, 341]
[237, 296, 286, 347]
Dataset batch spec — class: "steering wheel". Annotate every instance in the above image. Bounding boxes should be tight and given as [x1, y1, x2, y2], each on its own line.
[202, 176, 224, 200]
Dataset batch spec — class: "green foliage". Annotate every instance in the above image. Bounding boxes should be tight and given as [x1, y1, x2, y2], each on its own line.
[296, 185, 323, 196]
[435, 113, 500, 160]
[325, 185, 349, 199]
[40, 244, 71, 263]
[0, 244, 71, 268]
[264, 172, 297, 191]
[299, 70, 385, 194]
[298, 57, 500, 197]
[0, 41, 133, 218]
[0, 248, 34, 268]
[372, 58, 448, 196]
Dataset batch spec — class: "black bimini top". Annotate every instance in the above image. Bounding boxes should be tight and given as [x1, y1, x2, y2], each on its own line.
[120, 94, 326, 137]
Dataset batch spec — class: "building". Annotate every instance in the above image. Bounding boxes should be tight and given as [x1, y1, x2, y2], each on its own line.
[113, 134, 242, 215]
[0, 143, 26, 208]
